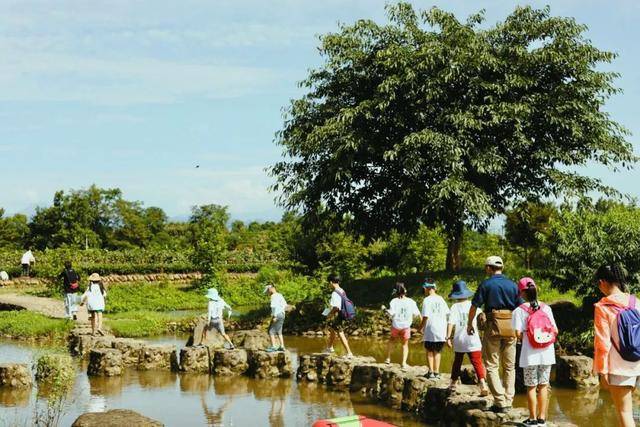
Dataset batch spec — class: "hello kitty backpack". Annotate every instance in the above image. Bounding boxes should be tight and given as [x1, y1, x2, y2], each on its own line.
[520, 303, 557, 348]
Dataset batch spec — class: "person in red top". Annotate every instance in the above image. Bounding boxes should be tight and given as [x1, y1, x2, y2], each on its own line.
[593, 263, 640, 427]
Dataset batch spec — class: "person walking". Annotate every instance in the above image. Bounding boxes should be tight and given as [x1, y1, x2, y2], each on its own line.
[420, 276, 450, 379]
[467, 256, 520, 413]
[593, 263, 640, 427]
[80, 273, 107, 336]
[203, 288, 234, 349]
[324, 273, 354, 358]
[512, 278, 558, 427]
[446, 280, 489, 396]
[60, 261, 81, 320]
[383, 282, 421, 369]
[20, 248, 35, 277]
[265, 283, 287, 352]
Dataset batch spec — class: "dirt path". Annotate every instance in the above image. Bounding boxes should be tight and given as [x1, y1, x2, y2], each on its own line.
[0, 293, 89, 321]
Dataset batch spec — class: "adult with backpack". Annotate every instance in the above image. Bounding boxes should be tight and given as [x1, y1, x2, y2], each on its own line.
[467, 256, 521, 413]
[324, 273, 355, 358]
[512, 277, 558, 427]
[593, 263, 640, 427]
[60, 261, 81, 320]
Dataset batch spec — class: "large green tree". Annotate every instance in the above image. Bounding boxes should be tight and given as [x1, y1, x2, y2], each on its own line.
[505, 201, 556, 269]
[270, 4, 634, 271]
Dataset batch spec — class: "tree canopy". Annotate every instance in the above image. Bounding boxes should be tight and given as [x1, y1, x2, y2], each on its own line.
[270, 3, 635, 271]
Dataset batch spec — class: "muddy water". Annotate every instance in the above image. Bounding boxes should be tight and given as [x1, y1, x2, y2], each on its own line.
[0, 335, 629, 426]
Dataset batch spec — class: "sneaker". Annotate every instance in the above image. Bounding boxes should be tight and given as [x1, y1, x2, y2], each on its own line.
[433, 373, 442, 380]
[344, 353, 354, 359]
[323, 347, 335, 354]
[277, 346, 285, 352]
[384, 358, 391, 365]
[479, 387, 490, 397]
[401, 363, 410, 370]
[536, 419, 546, 426]
[489, 405, 511, 414]
[266, 346, 278, 352]
[522, 419, 538, 426]
[423, 372, 435, 379]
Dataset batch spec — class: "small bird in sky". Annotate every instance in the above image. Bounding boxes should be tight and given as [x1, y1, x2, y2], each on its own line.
[195, 165, 200, 168]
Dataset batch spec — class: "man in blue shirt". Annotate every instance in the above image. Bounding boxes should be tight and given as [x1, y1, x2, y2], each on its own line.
[467, 256, 519, 413]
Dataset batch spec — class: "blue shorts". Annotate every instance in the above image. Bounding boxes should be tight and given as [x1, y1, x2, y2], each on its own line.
[269, 315, 285, 335]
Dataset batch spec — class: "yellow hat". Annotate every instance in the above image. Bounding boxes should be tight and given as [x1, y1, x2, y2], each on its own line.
[88, 272, 101, 282]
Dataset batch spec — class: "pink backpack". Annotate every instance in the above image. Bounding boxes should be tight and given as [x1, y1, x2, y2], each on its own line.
[519, 303, 557, 348]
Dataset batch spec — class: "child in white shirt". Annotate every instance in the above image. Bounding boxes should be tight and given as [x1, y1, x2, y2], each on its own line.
[446, 280, 489, 395]
[512, 277, 558, 426]
[419, 278, 450, 379]
[80, 272, 107, 336]
[204, 288, 234, 349]
[383, 282, 421, 369]
[265, 284, 288, 352]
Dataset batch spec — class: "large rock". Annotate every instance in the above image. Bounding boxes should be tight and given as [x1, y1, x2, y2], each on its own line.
[378, 367, 406, 409]
[555, 355, 599, 389]
[88, 349, 123, 377]
[179, 346, 211, 373]
[186, 318, 226, 349]
[247, 350, 292, 378]
[326, 356, 375, 388]
[138, 345, 179, 371]
[349, 364, 385, 397]
[402, 375, 430, 412]
[71, 409, 163, 426]
[212, 349, 249, 376]
[0, 364, 31, 388]
[69, 332, 114, 358]
[231, 329, 270, 350]
[111, 338, 144, 367]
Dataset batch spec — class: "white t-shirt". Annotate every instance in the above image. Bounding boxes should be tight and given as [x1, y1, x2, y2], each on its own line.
[83, 283, 106, 311]
[512, 303, 557, 368]
[448, 300, 482, 353]
[270, 292, 287, 318]
[21, 251, 35, 265]
[208, 299, 231, 321]
[389, 297, 421, 329]
[330, 289, 344, 309]
[421, 294, 450, 342]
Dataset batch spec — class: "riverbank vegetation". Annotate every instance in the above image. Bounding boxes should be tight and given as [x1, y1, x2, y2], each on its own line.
[0, 312, 72, 340]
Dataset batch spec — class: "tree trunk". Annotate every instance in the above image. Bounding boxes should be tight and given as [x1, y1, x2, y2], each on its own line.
[446, 231, 463, 273]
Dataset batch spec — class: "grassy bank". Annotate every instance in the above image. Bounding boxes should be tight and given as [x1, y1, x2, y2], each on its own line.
[106, 281, 207, 313]
[0, 311, 73, 340]
[105, 311, 199, 337]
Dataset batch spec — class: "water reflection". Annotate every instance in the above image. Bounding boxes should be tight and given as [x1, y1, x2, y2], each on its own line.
[0, 387, 30, 407]
[180, 373, 212, 393]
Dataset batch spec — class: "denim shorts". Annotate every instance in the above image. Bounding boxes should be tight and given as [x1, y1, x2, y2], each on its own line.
[269, 315, 285, 335]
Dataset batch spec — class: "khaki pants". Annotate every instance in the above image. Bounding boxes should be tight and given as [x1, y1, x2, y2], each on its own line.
[482, 329, 516, 408]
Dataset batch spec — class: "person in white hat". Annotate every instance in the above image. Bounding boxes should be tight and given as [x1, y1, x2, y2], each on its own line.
[204, 288, 234, 348]
[80, 273, 107, 336]
[467, 255, 520, 413]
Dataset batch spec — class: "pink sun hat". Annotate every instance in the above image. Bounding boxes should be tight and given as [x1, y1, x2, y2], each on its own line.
[518, 277, 536, 292]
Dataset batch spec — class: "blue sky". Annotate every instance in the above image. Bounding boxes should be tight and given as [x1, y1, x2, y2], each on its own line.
[1, 0, 638, 222]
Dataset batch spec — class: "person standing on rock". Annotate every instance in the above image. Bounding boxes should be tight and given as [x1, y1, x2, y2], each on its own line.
[446, 280, 489, 396]
[593, 263, 640, 427]
[467, 256, 520, 413]
[204, 288, 235, 349]
[80, 273, 107, 336]
[265, 283, 287, 352]
[20, 248, 35, 277]
[60, 261, 81, 320]
[383, 282, 421, 370]
[512, 277, 558, 427]
[324, 273, 354, 358]
[420, 276, 450, 379]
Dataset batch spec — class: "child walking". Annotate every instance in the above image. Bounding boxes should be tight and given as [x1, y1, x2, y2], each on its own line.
[512, 277, 558, 427]
[384, 282, 421, 369]
[446, 280, 489, 396]
[204, 288, 234, 349]
[593, 263, 640, 427]
[420, 276, 450, 379]
[81, 273, 107, 336]
[265, 283, 288, 352]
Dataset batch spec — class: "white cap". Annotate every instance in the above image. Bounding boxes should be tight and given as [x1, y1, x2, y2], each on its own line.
[485, 256, 504, 268]
[263, 284, 274, 294]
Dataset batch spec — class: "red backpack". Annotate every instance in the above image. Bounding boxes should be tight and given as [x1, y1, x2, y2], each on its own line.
[520, 303, 557, 348]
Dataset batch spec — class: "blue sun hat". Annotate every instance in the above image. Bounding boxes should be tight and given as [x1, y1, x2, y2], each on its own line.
[448, 280, 473, 299]
[206, 288, 220, 301]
